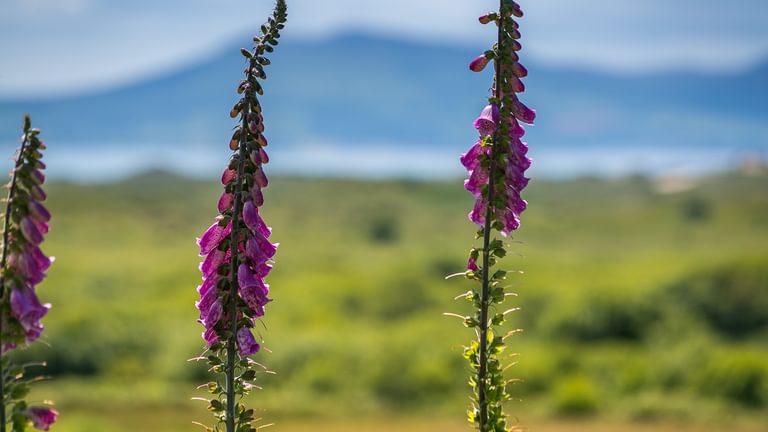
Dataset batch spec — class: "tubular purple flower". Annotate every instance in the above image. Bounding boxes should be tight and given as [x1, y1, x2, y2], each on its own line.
[236, 327, 261, 356]
[31, 169, 45, 185]
[218, 192, 234, 213]
[254, 166, 269, 188]
[465, 166, 489, 197]
[509, 119, 526, 139]
[30, 185, 46, 201]
[469, 55, 490, 72]
[10, 250, 44, 286]
[467, 257, 479, 271]
[197, 221, 232, 256]
[474, 104, 499, 137]
[511, 62, 528, 78]
[508, 75, 525, 93]
[243, 201, 273, 238]
[31, 246, 53, 273]
[460, 141, 485, 171]
[25, 406, 58, 431]
[10, 286, 50, 342]
[28, 201, 51, 223]
[478, 13, 497, 24]
[221, 168, 236, 185]
[203, 327, 219, 347]
[252, 187, 265, 207]
[201, 298, 224, 328]
[20, 217, 44, 245]
[200, 248, 229, 279]
[513, 99, 536, 124]
[469, 198, 487, 226]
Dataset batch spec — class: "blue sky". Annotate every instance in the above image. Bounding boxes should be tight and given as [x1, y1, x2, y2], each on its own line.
[1, 0, 768, 97]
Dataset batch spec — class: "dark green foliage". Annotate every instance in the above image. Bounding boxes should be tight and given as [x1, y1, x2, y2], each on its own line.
[667, 261, 768, 338]
[543, 291, 658, 342]
[695, 350, 768, 407]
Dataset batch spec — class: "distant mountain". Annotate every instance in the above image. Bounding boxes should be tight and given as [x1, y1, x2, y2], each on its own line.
[1, 33, 766, 171]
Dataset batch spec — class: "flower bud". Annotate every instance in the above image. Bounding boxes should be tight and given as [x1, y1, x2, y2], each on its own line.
[478, 13, 498, 24]
[508, 75, 525, 93]
[511, 62, 528, 78]
[469, 55, 490, 72]
[230, 100, 244, 118]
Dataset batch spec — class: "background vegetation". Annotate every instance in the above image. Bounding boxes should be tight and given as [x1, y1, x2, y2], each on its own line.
[9, 170, 768, 431]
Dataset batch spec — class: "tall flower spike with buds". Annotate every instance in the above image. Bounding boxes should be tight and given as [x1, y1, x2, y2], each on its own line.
[192, 2, 286, 432]
[453, 1, 533, 431]
[0, 116, 58, 431]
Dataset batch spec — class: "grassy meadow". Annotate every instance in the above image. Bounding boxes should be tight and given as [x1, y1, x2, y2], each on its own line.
[8, 170, 768, 431]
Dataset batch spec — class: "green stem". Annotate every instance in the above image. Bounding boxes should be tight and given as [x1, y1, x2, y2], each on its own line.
[477, 3, 506, 430]
[0, 130, 29, 432]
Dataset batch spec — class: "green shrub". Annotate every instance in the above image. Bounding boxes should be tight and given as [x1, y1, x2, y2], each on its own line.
[667, 261, 768, 338]
[542, 290, 659, 342]
[695, 349, 768, 407]
[552, 375, 600, 416]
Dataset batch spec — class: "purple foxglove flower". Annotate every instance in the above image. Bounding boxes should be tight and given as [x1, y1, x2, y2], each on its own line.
[203, 327, 219, 347]
[31, 246, 53, 273]
[505, 163, 530, 191]
[26, 406, 58, 431]
[252, 187, 264, 207]
[31, 186, 46, 201]
[31, 169, 45, 185]
[511, 62, 528, 78]
[469, 198, 487, 226]
[9, 251, 38, 285]
[200, 298, 223, 328]
[236, 327, 260, 356]
[460, 141, 485, 171]
[28, 201, 51, 223]
[196, 283, 221, 320]
[469, 55, 490, 72]
[197, 221, 232, 256]
[478, 13, 497, 24]
[10, 286, 50, 341]
[217, 192, 234, 213]
[243, 201, 273, 238]
[256, 262, 273, 278]
[200, 248, 229, 279]
[509, 119, 526, 139]
[502, 211, 521, 234]
[467, 257, 479, 271]
[464, 167, 489, 197]
[221, 168, 236, 185]
[473, 104, 499, 137]
[250, 148, 270, 165]
[254, 166, 269, 188]
[238, 264, 270, 315]
[20, 218, 44, 245]
[507, 191, 528, 215]
[513, 99, 536, 124]
[258, 148, 269, 164]
[509, 75, 525, 93]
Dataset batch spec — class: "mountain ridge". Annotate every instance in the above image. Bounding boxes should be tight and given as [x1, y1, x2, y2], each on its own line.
[1, 33, 766, 159]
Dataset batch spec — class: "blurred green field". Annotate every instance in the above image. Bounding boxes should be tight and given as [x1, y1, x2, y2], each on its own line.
[9, 171, 768, 431]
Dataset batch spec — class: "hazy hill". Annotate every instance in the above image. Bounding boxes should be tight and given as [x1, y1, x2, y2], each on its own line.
[1, 34, 766, 170]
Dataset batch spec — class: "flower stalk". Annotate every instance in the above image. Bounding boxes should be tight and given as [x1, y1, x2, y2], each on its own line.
[0, 115, 58, 431]
[192, 2, 286, 431]
[456, 1, 534, 430]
